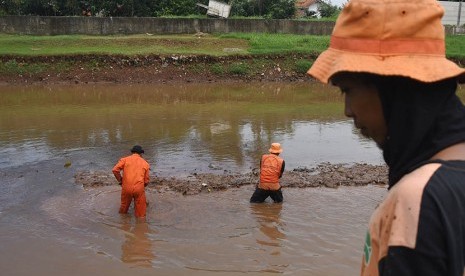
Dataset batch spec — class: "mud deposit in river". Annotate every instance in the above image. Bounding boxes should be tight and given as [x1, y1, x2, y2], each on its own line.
[75, 162, 388, 195]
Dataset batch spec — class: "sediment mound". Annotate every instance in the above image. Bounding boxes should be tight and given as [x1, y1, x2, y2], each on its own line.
[75, 162, 388, 195]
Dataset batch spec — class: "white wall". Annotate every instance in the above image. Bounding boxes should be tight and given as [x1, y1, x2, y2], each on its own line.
[327, 0, 348, 7]
[332, 1, 463, 25]
[438, 1, 465, 26]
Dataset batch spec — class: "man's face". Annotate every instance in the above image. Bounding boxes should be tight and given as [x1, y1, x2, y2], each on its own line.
[333, 75, 388, 148]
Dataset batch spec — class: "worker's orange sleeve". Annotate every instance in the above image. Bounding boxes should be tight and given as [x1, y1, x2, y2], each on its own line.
[112, 158, 125, 182]
[144, 167, 150, 184]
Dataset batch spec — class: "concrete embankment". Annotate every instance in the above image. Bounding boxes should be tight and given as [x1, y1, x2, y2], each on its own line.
[0, 16, 335, 36]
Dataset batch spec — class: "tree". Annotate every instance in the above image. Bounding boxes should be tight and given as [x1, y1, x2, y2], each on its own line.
[230, 0, 295, 18]
[268, 0, 295, 19]
[0, 0, 296, 17]
[317, 0, 340, 18]
[57, 0, 81, 16]
[152, 0, 203, 17]
[0, 0, 23, 15]
[230, 0, 257, 17]
[21, 0, 60, 15]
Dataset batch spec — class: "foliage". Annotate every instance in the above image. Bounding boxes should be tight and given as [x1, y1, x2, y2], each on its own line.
[0, 0, 23, 15]
[0, 0, 298, 18]
[295, 59, 313, 74]
[317, 0, 340, 18]
[210, 63, 225, 75]
[152, 0, 203, 17]
[0, 59, 23, 74]
[267, 0, 295, 19]
[230, 0, 295, 19]
[0, 59, 48, 75]
[21, 0, 60, 16]
[228, 62, 249, 75]
[0, 0, 206, 17]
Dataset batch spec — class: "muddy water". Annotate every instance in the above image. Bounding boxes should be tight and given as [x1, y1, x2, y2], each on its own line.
[0, 82, 387, 275]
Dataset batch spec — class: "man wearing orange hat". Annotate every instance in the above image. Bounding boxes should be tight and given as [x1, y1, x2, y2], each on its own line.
[308, 0, 465, 275]
[250, 143, 285, 203]
[112, 145, 150, 218]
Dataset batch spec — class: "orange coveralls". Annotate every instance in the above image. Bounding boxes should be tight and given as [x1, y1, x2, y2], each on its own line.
[112, 154, 150, 218]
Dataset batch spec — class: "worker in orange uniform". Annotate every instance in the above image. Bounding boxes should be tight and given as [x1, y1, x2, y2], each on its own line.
[112, 145, 150, 218]
[250, 143, 285, 203]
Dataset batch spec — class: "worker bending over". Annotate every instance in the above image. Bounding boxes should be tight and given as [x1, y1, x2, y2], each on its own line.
[250, 143, 285, 203]
[112, 145, 150, 218]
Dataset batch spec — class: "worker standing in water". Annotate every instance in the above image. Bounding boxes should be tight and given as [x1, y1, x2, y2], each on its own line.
[250, 143, 285, 203]
[112, 145, 150, 219]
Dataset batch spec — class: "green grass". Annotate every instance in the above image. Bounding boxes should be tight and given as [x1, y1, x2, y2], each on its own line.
[445, 35, 465, 59]
[0, 33, 464, 60]
[0, 33, 330, 57]
[0, 34, 250, 56]
[219, 33, 330, 55]
[0, 60, 48, 75]
[209, 63, 225, 75]
[295, 60, 314, 74]
[0, 59, 72, 75]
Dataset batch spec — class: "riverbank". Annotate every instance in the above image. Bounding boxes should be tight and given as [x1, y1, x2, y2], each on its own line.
[0, 53, 319, 85]
[2, 32, 464, 85]
[3, 52, 465, 86]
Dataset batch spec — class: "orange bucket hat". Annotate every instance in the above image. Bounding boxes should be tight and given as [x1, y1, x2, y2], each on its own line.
[269, 143, 283, 154]
[307, 0, 465, 84]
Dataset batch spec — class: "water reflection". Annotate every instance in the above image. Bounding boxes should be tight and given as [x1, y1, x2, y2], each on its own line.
[0, 83, 384, 171]
[251, 203, 285, 250]
[120, 217, 155, 268]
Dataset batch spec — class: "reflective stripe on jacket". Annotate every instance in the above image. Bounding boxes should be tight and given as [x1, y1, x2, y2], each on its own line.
[259, 154, 283, 190]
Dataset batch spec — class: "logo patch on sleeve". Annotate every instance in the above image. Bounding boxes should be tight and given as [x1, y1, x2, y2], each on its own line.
[364, 231, 372, 265]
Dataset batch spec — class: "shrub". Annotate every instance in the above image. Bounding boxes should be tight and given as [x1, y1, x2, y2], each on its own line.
[210, 63, 225, 75]
[0, 60, 23, 74]
[295, 59, 313, 74]
[229, 62, 249, 75]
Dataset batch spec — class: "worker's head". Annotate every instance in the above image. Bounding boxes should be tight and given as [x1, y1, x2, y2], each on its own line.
[268, 143, 283, 155]
[307, 0, 465, 186]
[307, 0, 465, 84]
[130, 145, 145, 154]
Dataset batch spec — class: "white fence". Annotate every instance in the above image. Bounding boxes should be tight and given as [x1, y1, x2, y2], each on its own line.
[438, 1, 464, 26]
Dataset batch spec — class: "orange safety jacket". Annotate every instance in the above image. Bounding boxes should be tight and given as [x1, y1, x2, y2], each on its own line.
[259, 154, 284, 190]
[112, 153, 150, 193]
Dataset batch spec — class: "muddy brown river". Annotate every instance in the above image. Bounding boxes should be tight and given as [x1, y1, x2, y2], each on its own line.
[0, 82, 390, 275]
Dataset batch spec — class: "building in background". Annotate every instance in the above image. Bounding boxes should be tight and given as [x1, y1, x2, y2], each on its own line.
[295, 0, 320, 18]
[196, 0, 231, 18]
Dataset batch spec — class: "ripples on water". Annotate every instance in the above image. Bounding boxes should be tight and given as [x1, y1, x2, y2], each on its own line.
[0, 83, 388, 275]
[33, 182, 385, 275]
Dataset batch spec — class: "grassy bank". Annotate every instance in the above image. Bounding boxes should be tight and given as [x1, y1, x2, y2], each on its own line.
[1, 33, 464, 57]
[0, 33, 330, 56]
[0, 33, 464, 84]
